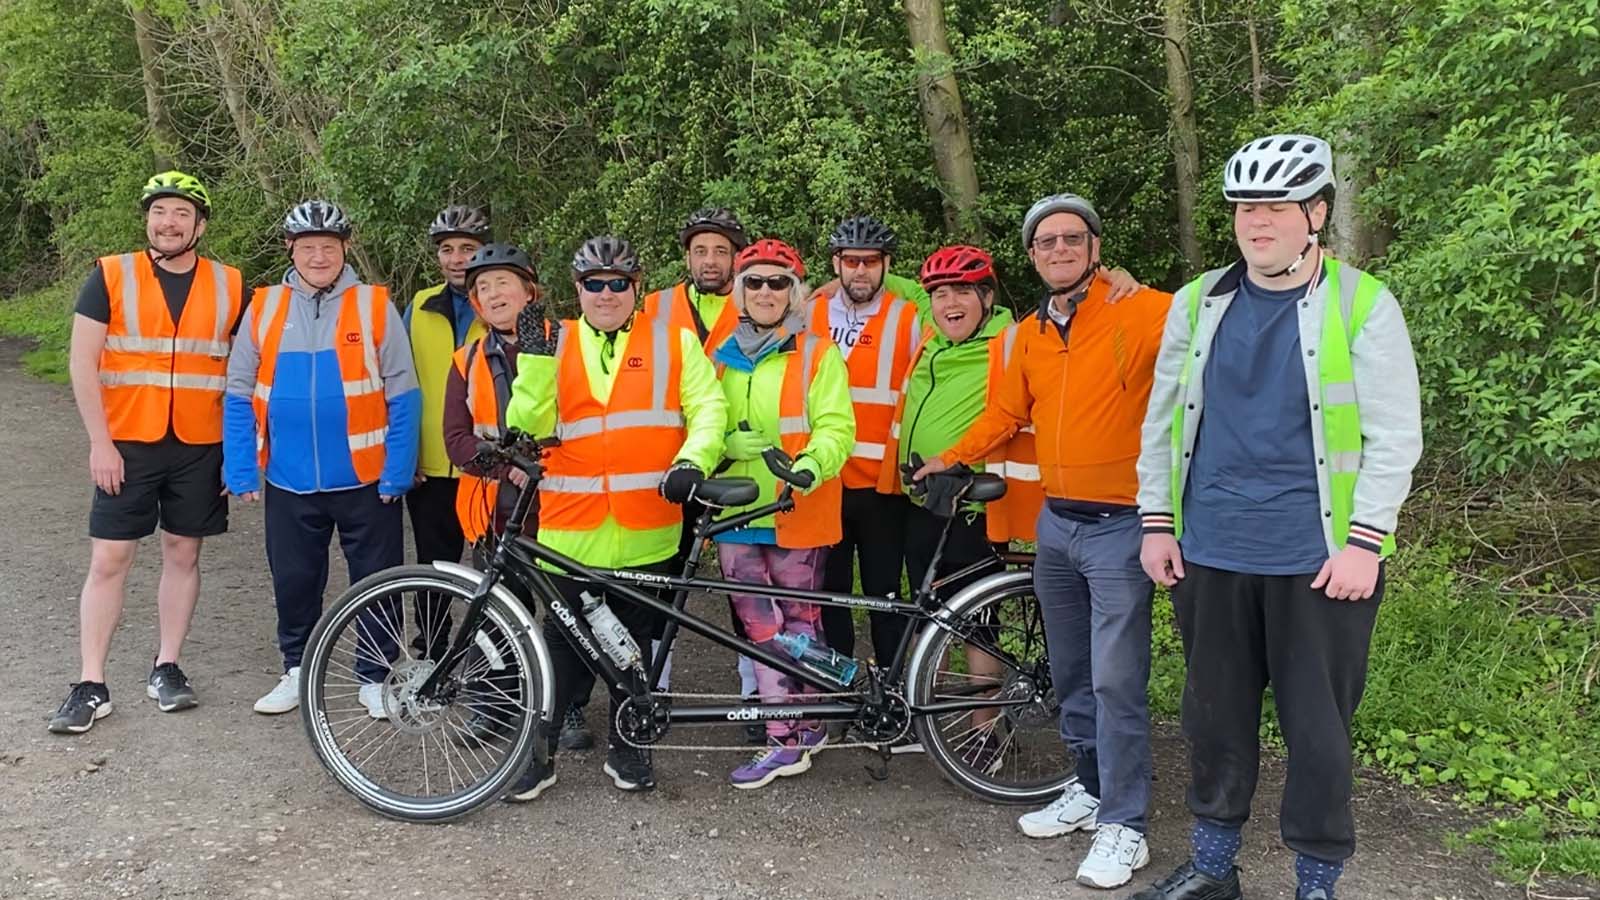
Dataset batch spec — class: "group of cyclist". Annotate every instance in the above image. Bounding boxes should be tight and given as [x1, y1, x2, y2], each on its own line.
[52, 130, 1422, 900]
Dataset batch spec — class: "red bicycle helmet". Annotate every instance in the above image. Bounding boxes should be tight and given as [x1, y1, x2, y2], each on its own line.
[920, 245, 996, 290]
[735, 238, 807, 279]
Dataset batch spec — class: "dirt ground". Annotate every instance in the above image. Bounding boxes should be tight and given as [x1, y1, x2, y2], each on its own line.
[0, 342, 1559, 900]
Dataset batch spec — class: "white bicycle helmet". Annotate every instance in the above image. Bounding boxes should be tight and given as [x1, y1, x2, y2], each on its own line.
[1223, 135, 1335, 203]
[283, 200, 352, 239]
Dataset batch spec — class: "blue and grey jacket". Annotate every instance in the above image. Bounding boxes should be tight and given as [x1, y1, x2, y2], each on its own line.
[222, 265, 421, 496]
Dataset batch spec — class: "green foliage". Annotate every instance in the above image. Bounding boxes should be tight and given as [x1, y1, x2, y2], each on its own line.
[1278, 0, 1600, 473]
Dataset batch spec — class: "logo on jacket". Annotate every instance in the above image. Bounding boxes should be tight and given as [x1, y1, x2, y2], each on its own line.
[857, 333, 874, 347]
[626, 356, 644, 369]
[344, 332, 362, 344]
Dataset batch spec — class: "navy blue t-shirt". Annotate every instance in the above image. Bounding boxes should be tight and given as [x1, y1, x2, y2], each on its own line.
[1180, 276, 1328, 575]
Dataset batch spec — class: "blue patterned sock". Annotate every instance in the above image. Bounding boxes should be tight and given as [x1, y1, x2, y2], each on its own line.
[1296, 853, 1344, 898]
[1190, 819, 1242, 880]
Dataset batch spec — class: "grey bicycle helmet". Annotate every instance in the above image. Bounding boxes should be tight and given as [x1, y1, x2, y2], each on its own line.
[283, 200, 352, 239]
[571, 235, 641, 277]
[827, 215, 897, 255]
[1223, 134, 1335, 202]
[465, 243, 537, 288]
[429, 204, 492, 243]
[1021, 193, 1101, 247]
[677, 207, 749, 251]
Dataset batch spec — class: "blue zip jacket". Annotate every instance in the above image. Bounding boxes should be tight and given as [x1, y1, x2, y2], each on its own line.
[223, 265, 421, 496]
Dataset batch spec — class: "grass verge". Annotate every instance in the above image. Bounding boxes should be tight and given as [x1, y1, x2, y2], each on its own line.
[0, 280, 73, 382]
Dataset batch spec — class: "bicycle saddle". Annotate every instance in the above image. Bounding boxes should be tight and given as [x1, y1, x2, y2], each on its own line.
[966, 473, 1008, 503]
[695, 477, 760, 507]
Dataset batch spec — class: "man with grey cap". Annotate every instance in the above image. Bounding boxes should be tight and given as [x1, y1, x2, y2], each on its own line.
[918, 192, 1173, 888]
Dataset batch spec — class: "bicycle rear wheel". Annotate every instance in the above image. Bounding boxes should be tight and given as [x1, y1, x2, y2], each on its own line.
[300, 565, 552, 822]
[906, 572, 1073, 804]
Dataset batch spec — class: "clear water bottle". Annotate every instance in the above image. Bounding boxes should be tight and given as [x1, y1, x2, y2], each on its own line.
[773, 632, 858, 684]
[580, 592, 642, 671]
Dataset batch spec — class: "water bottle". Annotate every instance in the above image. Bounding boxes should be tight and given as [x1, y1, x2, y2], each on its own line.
[773, 632, 858, 684]
[580, 592, 642, 671]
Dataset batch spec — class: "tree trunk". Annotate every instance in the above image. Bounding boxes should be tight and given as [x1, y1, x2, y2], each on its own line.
[1329, 142, 1391, 263]
[204, 17, 279, 200]
[129, 2, 180, 168]
[1247, 13, 1265, 112]
[902, 0, 984, 241]
[1162, 0, 1204, 275]
[223, 0, 383, 281]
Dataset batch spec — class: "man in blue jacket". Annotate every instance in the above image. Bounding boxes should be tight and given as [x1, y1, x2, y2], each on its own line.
[222, 200, 421, 719]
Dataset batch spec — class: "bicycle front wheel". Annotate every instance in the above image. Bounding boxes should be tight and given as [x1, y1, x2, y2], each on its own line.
[906, 572, 1074, 804]
[300, 565, 552, 822]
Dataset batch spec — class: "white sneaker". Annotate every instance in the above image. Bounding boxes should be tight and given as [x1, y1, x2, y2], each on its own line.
[1075, 823, 1149, 889]
[1017, 780, 1099, 837]
[359, 683, 389, 720]
[254, 667, 301, 715]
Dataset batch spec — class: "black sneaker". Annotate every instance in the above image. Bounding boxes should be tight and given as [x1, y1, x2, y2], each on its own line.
[1129, 861, 1243, 900]
[146, 662, 198, 712]
[48, 682, 112, 734]
[503, 757, 557, 803]
[557, 704, 594, 751]
[603, 742, 655, 792]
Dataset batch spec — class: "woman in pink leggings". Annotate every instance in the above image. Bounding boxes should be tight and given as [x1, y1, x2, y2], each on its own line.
[708, 238, 855, 789]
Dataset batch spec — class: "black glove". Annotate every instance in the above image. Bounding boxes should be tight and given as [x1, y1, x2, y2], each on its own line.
[659, 462, 705, 504]
[517, 305, 560, 357]
[921, 464, 974, 518]
[901, 451, 927, 497]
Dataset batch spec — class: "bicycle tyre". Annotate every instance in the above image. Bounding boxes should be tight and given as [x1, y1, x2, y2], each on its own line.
[300, 564, 553, 823]
[906, 570, 1074, 804]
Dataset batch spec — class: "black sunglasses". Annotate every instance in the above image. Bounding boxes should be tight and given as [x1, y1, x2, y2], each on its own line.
[741, 274, 794, 292]
[580, 276, 632, 294]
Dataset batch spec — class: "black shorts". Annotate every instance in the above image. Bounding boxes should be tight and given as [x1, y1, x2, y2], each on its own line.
[88, 439, 228, 540]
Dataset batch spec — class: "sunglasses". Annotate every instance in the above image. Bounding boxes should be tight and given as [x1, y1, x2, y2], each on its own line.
[1032, 232, 1090, 251]
[741, 274, 794, 292]
[580, 276, 632, 294]
[837, 255, 884, 270]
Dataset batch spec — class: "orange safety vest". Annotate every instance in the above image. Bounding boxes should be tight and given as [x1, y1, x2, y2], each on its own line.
[451, 338, 505, 543]
[643, 282, 738, 357]
[981, 324, 1043, 542]
[249, 283, 392, 484]
[97, 252, 241, 443]
[808, 291, 918, 489]
[540, 313, 687, 531]
[877, 324, 1042, 542]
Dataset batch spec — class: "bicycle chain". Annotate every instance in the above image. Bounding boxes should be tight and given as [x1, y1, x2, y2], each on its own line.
[611, 689, 910, 752]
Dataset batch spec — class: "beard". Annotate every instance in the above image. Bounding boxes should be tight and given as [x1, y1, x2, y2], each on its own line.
[843, 278, 879, 303]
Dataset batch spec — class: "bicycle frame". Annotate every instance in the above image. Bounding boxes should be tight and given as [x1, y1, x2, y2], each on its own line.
[419, 457, 1037, 728]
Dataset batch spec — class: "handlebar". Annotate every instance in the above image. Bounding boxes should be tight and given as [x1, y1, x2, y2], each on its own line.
[761, 446, 814, 490]
[469, 428, 557, 481]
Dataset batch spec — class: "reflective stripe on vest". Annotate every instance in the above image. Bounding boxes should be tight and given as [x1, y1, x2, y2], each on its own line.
[1171, 258, 1392, 556]
[98, 253, 238, 442]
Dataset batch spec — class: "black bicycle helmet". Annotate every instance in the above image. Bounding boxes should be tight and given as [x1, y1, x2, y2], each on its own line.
[677, 207, 749, 251]
[571, 235, 641, 277]
[283, 200, 352, 239]
[827, 215, 897, 255]
[429, 204, 491, 243]
[464, 243, 537, 288]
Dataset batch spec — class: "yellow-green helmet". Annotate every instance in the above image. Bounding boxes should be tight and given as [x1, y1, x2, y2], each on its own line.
[141, 171, 211, 218]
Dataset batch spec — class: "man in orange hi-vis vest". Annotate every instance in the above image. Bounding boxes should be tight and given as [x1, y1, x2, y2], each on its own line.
[221, 200, 421, 721]
[50, 172, 243, 735]
[807, 214, 920, 676]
